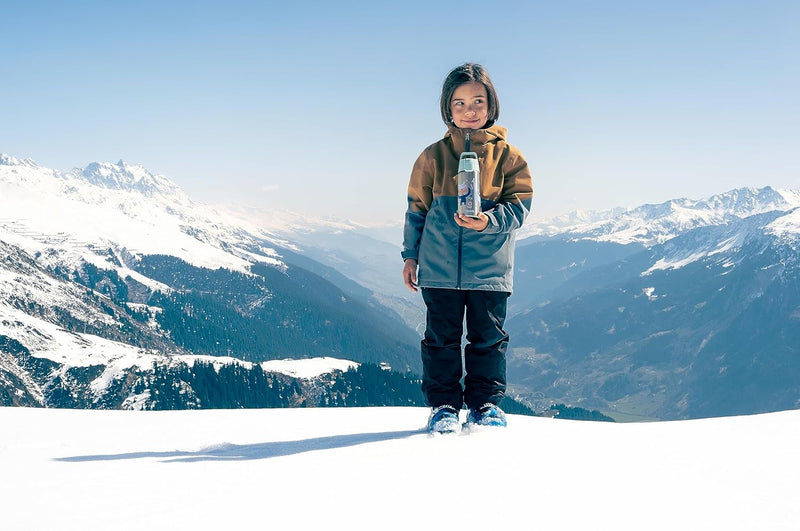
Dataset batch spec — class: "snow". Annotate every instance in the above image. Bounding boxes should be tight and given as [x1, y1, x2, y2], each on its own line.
[520, 185, 800, 246]
[0, 306, 144, 367]
[0, 307, 365, 393]
[261, 356, 359, 379]
[645, 252, 707, 273]
[2, 155, 800, 528]
[0, 406, 798, 530]
[171, 354, 357, 380]
[767, 207, 800, 237]
[642, 287, 658, 300]
[0, 294, 363, 395]
[0, 156, 287, 277]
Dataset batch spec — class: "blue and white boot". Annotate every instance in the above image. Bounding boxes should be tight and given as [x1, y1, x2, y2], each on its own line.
[466, 403, 507, 428]
[427, 405, 461, 434]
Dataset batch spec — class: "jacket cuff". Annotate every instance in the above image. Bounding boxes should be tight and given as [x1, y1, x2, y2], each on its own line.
[480, 212, 501, 234]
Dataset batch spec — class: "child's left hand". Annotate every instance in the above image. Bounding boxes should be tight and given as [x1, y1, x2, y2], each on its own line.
[454, 212, 489, 231]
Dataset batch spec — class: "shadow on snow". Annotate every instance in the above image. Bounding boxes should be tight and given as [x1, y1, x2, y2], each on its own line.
[53, 429, 425, 463]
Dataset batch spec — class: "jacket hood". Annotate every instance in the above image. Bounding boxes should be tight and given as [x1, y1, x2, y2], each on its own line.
[444, 124, 507, 153]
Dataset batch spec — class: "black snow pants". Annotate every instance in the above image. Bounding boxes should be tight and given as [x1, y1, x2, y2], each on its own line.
[420, 287, 510, 410]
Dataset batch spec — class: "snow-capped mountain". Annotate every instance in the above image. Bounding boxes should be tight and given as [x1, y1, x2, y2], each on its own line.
[0, 154, 421, 409]
[4, 151, 799, 420]
[509, 187, 800, 420]
[0, 154, 288, 274]
[511, 186, 800, 315]
[78, 159, 186, 197]
[519, 186, 800, 245]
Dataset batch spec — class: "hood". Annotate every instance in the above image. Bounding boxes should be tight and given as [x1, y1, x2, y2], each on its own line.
[444, 124, 508, 153]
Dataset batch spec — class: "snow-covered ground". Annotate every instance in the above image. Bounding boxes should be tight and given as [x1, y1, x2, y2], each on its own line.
[260, 356, 359, 379]
[2, 407, 798, 530]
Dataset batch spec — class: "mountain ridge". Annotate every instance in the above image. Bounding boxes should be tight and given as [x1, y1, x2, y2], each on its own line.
[3, 153, 800, 419]
[509, 192, 800, 419]
[1, 154, 422, 409]
[519, 185, 800, 245]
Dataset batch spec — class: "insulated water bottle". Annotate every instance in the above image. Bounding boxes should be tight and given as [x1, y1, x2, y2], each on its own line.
[457, 151, 481, 218]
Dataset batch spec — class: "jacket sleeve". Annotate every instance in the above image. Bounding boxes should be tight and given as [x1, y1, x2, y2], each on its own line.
[401, 151, 434, 261]
[481, 148, 533, 234]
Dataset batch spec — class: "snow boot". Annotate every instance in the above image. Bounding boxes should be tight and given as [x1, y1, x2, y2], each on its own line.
[427, 405, 461, 434]
[466, 403, 507, 427]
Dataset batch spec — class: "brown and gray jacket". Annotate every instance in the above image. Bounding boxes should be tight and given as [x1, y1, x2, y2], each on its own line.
[402, 125, 533, 292]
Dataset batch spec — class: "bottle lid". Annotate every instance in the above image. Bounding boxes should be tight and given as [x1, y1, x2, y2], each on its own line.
[458, 152, 479, 172]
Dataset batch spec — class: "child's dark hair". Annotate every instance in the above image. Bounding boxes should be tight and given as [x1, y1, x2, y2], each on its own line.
[439, 63, 500, 127]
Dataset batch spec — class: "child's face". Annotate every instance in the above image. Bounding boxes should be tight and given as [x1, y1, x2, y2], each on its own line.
[450, 81, 489, 129]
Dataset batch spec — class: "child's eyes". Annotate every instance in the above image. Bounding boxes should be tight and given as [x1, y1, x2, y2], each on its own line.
[453, 99, 485, 106]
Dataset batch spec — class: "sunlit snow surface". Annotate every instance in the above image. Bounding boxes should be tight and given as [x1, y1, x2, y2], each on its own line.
[261, 356, 359, 378]
[1, 406, 798, 530]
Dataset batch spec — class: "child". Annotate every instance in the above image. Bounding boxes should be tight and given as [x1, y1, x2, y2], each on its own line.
[402, 63, 534, 433]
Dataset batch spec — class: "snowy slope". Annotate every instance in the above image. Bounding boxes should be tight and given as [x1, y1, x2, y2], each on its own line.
[1, 406, 798, 530]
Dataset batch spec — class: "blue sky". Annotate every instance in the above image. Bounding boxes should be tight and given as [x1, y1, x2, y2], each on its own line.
[2, 0, 799, 223]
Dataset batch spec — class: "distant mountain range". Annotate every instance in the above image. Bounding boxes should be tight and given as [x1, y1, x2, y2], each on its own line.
[0, 154, 421, 409]
[508, 186, 800, 420]
[2, 153, 798, 419]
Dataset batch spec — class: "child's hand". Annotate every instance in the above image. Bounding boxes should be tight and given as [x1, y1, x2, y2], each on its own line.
[454, 212, 489, 231]
[402, 259, 419, 292]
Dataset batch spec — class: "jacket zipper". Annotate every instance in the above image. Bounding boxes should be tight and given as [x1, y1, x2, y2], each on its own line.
[456, 225, 463, 288]
[456, 131, 471, 289]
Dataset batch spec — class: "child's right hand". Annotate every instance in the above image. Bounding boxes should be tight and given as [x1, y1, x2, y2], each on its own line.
[402, 259, 418, 292]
